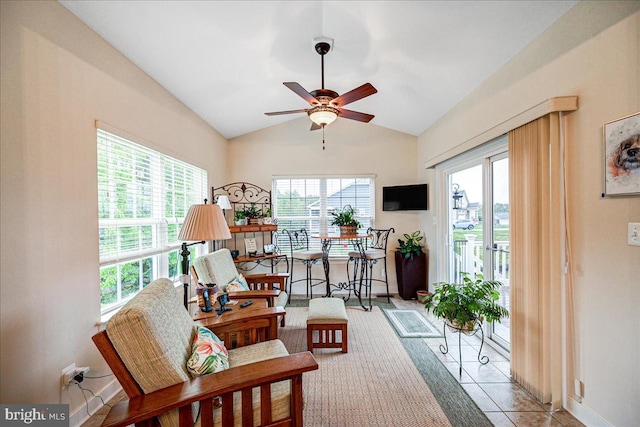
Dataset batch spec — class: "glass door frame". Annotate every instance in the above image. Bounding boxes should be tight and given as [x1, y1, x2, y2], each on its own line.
[435, 135, 509, 353]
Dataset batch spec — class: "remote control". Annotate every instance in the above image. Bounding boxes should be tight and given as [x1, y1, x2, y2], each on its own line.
[240, 300, 253, 308]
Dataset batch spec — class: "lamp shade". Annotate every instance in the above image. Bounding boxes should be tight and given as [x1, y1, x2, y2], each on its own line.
[308, 106, 339, 126]
[216, 195, 232, 210]
[178, 203, 231, 241]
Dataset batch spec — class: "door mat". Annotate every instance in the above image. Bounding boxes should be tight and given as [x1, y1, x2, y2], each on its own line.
[383, 309, 442, 338]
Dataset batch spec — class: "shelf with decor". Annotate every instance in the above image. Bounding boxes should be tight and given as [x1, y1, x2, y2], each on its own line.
[212, 182, 288, 273]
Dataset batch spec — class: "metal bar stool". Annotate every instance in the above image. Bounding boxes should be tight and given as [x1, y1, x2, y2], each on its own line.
[284, 229, 325, 299]
[347, 227, 395, 303]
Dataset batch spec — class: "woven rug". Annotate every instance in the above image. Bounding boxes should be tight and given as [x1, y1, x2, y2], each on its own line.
[279, 306, 452, 427]
[383, 309, 442, 338]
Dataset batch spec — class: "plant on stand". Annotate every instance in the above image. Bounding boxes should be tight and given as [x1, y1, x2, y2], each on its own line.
[330, 205, 362, 235]
[243, 204, 263, 225]
[425, 272, 509, 332]
[234, 210, 247, 226]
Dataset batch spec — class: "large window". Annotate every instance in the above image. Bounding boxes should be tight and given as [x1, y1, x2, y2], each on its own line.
[97, 129, 207, 313]
[272, 177, 375, 256]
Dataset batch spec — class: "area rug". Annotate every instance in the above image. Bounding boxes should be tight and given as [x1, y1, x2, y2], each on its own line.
[279, 306, 452, 427]
[383, 309, 442, 338]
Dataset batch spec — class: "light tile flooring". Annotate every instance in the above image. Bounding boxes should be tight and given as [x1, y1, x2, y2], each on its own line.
[392, 297, 585, 427]
[82, 297, 585, 427]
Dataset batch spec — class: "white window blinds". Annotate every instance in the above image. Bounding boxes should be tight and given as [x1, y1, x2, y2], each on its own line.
[97, 128, 207, 311]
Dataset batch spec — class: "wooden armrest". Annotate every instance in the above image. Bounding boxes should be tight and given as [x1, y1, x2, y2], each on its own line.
[245, 273, 290, 280]
[227, 289, 280, 299]
[204, 307, 285, 347]
[102, 352, 318, 427]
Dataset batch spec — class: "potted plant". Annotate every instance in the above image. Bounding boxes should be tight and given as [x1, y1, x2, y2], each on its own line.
[425, 272, 509, 332]
[330, 205, 362, 235]
[233, 210, 247, 226]
[242, 204, 263, 225]
[262, 207, 273, 225]
[395, 230, 428, 300]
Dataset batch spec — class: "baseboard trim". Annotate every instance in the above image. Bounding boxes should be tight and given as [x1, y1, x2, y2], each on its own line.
[69, 378, 122, 427]
[566, 396, 611, 427]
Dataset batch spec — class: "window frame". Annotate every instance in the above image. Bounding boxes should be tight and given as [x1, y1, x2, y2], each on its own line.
[97, 127, 207, 314]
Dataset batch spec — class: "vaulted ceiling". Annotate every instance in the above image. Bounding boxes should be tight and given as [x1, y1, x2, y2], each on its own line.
[60, 1, 578, 139]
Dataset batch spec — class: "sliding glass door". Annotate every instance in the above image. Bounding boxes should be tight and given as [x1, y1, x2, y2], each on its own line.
[441, 136, 510, 352]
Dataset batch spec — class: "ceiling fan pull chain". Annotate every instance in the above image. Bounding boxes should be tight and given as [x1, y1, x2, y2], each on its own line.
[322, 125, 326, 150]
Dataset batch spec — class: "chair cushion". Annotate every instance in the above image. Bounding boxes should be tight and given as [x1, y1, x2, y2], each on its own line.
[348, 249, 386, 260]
[187, 326, 229, 377]
[274, 291, 288, 308]
[193, 249, 238, 286]
[106, 278, 197, 427]
[307, 298, 348, 324]
[292, 250, 323, 260]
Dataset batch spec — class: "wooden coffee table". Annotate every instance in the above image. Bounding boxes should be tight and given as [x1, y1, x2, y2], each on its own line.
[193, 299, 285, 348]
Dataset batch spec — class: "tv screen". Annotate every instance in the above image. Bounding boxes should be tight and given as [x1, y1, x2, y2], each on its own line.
[383, 184, 428, 211]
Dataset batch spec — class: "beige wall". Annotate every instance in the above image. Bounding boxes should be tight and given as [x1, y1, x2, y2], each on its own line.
[228, 116, 421, 293]
[417, 3, 640, 426]
[0, 0, 227, 419]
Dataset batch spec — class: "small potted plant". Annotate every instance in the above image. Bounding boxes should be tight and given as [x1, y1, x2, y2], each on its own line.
[242, 204, 263, 225]
[330, 205, 362, 235]
[425, 272, 509, 332]
[233, 210, 247, 226]
[262, 207, 273, 225]
[395, 230, 428, 300]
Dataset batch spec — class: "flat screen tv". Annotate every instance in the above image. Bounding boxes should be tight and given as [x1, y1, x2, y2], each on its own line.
[383, 184, 428, 211]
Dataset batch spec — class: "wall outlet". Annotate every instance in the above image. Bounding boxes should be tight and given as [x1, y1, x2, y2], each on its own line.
[381, 269, 386, 279]
[61, 363, 77, 387]
[628, 222, 640, 247]
[574, 379, 584, 398]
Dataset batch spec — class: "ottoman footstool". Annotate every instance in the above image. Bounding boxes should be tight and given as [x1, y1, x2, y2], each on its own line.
[306, 298, 348, 353]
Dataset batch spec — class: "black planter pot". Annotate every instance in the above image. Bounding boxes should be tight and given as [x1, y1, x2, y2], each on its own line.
[395, 251, 427, 300]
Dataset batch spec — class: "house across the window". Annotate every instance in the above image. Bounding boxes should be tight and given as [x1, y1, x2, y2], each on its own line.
[97, 129, 207, 313]
[272, 176, 375, 257]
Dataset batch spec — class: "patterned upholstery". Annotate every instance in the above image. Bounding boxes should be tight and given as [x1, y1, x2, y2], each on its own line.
[106, 277, 293, 427]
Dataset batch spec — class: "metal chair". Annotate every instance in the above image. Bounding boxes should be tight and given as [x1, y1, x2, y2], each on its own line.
[347, 227, 395, 303]
[284, 229, 325, 299]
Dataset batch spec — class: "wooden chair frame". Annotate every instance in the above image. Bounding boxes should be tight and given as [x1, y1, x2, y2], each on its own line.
[93, 308, 317, 427]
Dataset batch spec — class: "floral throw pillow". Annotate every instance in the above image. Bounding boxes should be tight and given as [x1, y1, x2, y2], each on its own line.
[187, 326, 229, 377]
[224, 274, 250, 292]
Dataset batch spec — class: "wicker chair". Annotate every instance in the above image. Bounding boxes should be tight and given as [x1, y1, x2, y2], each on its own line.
[93, 278, 317, 427]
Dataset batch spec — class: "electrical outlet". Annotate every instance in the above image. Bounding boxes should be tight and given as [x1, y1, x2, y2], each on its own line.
[61, 363, 77, 387]
[628, 223, 640, 247]
[381, 269, 386, 279]
[574, 379, 584, 398]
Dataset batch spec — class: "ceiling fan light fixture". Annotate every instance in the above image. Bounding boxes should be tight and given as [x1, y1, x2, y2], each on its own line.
[308, 106, 339, 126]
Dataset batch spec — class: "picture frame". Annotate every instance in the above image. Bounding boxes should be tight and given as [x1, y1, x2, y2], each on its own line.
[603, 111, 640, 196]
[263, 244, 275, 255]
[244, 237, 257, 255]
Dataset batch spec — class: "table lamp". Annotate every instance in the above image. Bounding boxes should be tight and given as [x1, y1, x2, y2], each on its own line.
[178, 201, 231, 309]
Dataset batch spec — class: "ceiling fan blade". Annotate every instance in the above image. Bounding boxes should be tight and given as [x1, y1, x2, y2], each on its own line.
[332, 83, 377, 107]
[310, 122, 322, 131]
[264, 109, 308, 116]
[339, 108, 375, 123]
[283, 82, 319, 105]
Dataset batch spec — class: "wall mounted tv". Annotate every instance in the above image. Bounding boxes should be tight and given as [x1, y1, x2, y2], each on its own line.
[382, 184, 428, 211]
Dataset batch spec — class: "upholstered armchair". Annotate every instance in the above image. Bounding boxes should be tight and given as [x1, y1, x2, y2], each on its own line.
[193, 249, 289, 326]
[93, 278, 317, 427]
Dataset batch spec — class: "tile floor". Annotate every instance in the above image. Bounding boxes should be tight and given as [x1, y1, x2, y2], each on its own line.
[82, 296, 585, 427]
[392, 297, 585, 427]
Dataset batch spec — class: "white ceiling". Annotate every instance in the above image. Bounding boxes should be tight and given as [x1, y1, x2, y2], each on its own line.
[60, 1, 578, 139]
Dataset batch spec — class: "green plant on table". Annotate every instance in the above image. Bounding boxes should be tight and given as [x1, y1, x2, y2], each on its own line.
[233, 210, 246, 221]
[330, 205, 362, 228]
[397, 230, 424, 260]
[242, 203, 263, 219]
[425, 272, 509, 331]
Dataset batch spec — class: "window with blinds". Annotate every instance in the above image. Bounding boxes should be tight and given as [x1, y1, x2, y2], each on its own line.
[97, 129, 207, 312]
[272, 177, 375, 256]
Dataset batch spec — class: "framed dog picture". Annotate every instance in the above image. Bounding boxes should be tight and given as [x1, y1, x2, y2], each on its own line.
[603, 112, 640, 196]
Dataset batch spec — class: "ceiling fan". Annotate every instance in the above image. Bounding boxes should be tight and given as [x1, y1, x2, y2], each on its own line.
[265, 39, 378, 132]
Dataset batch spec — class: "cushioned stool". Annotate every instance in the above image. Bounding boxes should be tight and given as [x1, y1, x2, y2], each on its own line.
[306, 298, 348, 353]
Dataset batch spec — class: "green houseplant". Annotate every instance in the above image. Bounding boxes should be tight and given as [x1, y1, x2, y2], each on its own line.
[425, 272, 509, 331]
[233, 210, 247, 226]
[242, 203, 263, 224]
[394, 230, 428, 300]
[330, 205, 362, 234]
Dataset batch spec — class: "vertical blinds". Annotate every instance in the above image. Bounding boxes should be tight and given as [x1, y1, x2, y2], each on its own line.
[97, 129, 207, 265]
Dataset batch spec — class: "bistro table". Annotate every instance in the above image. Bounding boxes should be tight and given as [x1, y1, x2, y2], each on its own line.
[312, 233, 373, 311]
